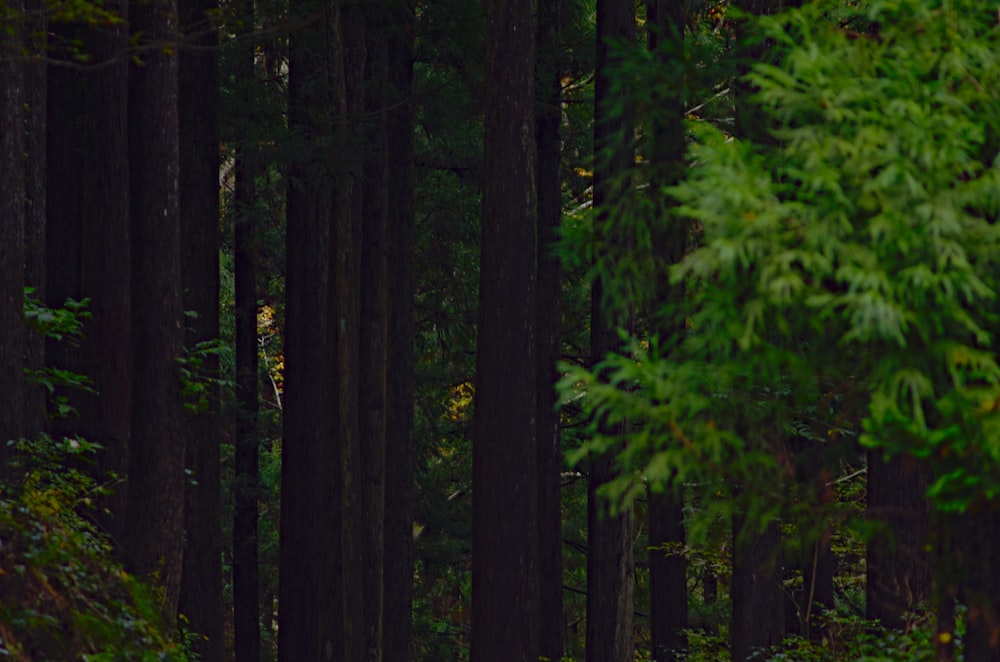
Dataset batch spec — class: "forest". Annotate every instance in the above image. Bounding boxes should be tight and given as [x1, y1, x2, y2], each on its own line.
[1, 0, 999, 660]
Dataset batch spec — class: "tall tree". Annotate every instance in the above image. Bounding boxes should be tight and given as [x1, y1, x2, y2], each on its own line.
[382, 1, 417, 658]
[78, 0, 132, 542]
[0, 1, 26, 470]
[279, 0, 335, 654]
[361, 2, 389, 658]
[23, 0, 47, 437]
[123, 0, 187, 618]
[646, 1, 688, 659]
[588, 0, 637, 658]
[232, 0, 262, 657]
[335, 4, 366, 659]
[177, 0, 224, 652]
[536, 0, 565, 658]
[727, 2, 788, 657]
[471, 0, 539, 658]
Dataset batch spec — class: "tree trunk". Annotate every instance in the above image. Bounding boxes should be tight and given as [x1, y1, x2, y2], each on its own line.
[80, 4, 132, 543]
[0, 9, 26, 469]
[232, 0, 261, 657]
[279, 0, 335, 655]
[178, 0, 224, 652]
[866, 452, 930, 630]
[587, 0, 637, 659]
[536, 0, 565, 658]
[731, 519, 784, 661]
[383, 2, 416, 658]
[124, 0, 186, 620]
[334, 4, 365, 658]
[471, 0, 539, 659]
[23, 2, 47, 438]
[646, 2, 689, 659]
[361, 3, 389, 659]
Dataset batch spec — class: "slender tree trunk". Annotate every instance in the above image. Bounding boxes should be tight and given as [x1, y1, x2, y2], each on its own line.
[361, 3, 389, 658]
[232, 0, 261, 656]
[124, 0, 186, 620]
[177, 0, 224, 651]
[646, 2, 689, 659]
[383, 2, 416, 658]
[279, 0, 335, 655]
[0, 9, 26, 468]
[472, 0, 539, 659]
[727, 4, 788, 656]
[23, 4, 47, 438]
[536, 0, 565, 658]
[587, 0, 637, 659]
[44, 26, 84, 442]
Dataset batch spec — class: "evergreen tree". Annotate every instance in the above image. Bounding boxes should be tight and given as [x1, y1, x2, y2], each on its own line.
[471, 0, 539, 658]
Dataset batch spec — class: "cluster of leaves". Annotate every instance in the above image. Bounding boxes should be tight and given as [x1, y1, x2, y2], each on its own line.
[23, 289, 93, 419]
[0, 436, 192, 661]
[562, 0, 1000, 532]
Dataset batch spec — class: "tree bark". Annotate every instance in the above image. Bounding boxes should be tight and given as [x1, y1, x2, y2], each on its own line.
[866, 452, 930, 630]
[646, 2, 689, 659]
[23, 2, 47, 438]
[471, 0, 539, 659]
[536, 0, 565, 658]
[587, 0, 637, 659]
[956, 505, 1000, 661]
[124, 0, 186, 620]
[731, 520, 784, 661]
[177, 0, 224, 651]
[361, 3, 389, 659]
[0, 7, 26, 469]
[79, 4, 132, 544]
[279, 0, 335, 655]
[232, 0, 261, 657]
[383, 2, 416, 658]
[334, 4, 365, 658]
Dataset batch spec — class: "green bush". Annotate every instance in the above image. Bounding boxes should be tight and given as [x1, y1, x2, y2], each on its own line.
[0, 435, 192, 661]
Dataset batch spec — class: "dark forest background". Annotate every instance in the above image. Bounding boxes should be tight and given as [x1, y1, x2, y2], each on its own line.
[2, 0, 999, 660]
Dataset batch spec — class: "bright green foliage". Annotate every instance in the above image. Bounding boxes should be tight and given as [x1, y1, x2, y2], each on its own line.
[562, 0, 1000, 529]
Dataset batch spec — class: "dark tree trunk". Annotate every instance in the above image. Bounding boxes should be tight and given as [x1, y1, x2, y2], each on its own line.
[731, 520, 784, 661]
[124, 0, 186, 619]
[361, 3, 389, 659]
[471, 0, 539, 659]
[727, 3, 789, 656]
[649, 492, 687, 661]
[44, 27, 84, 441]
[646, 2, 689, 659]
[279, 0, 335, 655]
[78, 4, 132, 543]
[0, 9, 26, 468]
[382, 2, 416, 658]
[955, 505, 1000, 661]
[23, 3, 47, 438]
[587, 0, 637, 659]
[45, 3, 132, 540]
[536, 0, 565, 658]
[334, 4, 365, 658]
[232, 1, 261, 658]
[866, 452, 930, 630]
[177, 0, 224, 652]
